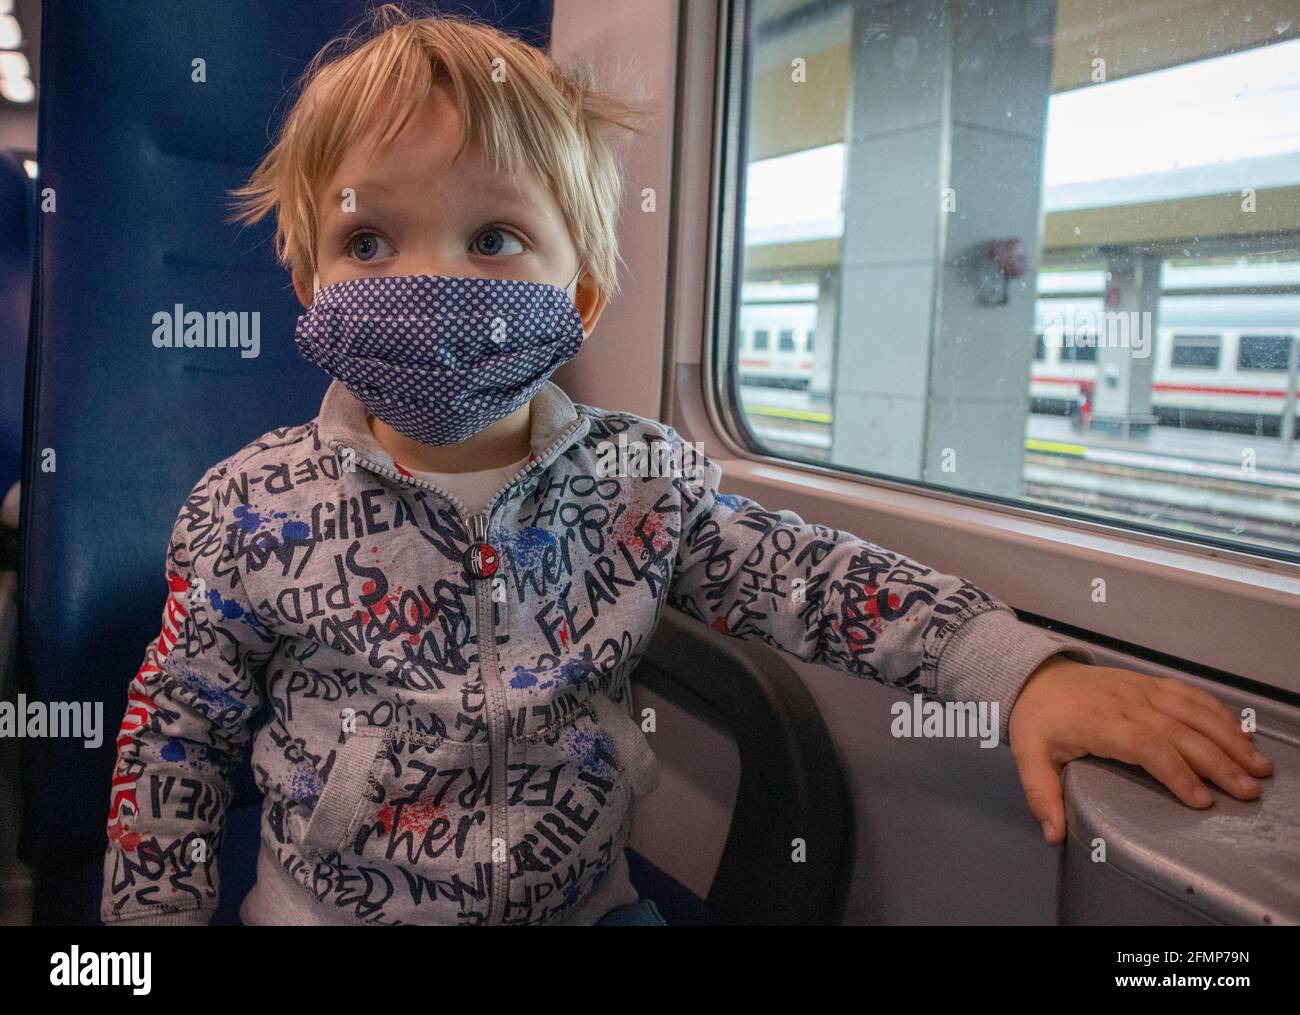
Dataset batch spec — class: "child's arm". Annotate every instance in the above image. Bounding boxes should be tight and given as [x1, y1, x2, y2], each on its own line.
[666, 438, 1272, 842]
[101, 466, 274, 925]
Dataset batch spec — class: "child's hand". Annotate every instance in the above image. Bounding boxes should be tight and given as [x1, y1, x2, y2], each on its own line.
[1007, 656, 1274, 845]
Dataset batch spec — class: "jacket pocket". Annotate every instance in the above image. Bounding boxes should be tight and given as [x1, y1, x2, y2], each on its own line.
[293, 726, 388, 856]
[290, 725, 494, 923]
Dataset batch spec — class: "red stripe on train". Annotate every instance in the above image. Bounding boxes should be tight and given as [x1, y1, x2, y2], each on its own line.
[1032, 376, 1285, 398]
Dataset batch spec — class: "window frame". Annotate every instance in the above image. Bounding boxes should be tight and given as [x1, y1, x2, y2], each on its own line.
[676, 0, 1300, 695]
[705, 0, 1299, 569]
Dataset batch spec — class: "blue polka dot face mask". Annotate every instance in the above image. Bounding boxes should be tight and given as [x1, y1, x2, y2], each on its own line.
[294, 269, 586, 446]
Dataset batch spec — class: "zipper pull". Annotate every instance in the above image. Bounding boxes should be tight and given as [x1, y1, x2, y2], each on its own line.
[462, 513, 500, 581]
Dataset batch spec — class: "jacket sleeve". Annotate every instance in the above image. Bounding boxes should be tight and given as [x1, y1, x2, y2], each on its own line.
[665, 438, 1093, 744]
[101, 464, 276, 925]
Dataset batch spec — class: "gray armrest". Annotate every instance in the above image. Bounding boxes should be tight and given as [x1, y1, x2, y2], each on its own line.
[1060, 671, 1299, 926]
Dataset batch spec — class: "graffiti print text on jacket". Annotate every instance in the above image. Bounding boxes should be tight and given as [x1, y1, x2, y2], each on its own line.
[102, 378, 1070, 925]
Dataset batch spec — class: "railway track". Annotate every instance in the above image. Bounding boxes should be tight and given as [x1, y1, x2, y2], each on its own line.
[1024, 451, 1300, 552]
[748, 419, 1300, 554]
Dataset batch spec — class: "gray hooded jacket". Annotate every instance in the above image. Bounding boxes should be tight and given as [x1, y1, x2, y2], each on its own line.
[102, 379, 1086, 925]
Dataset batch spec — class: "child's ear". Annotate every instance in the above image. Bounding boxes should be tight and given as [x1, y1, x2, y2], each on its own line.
[291, 269, 315, 309]
[575, 273, 607, 335]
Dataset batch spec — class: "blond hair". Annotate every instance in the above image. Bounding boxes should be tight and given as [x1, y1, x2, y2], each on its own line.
[229, 3, 653, 298]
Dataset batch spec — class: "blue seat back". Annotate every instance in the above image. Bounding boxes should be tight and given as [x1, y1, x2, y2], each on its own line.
[18, 0, 553, 881]
[0, 149, 31, 499]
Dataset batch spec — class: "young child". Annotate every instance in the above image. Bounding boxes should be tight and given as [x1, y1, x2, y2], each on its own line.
[101, 7, 1271, 927]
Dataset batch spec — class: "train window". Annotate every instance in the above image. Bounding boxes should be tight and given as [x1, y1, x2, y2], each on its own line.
[1238, 334, 1293, 372]
[806, 328, 814, 352]
[1170, 335, 1222, 369]
[718, 0, 1300, 558]
[752, 328, 770, 351]
[778, 328, 796, 352]
[1059, 337, 1097, 364]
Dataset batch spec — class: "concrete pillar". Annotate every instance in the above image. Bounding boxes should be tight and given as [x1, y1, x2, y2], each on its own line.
[1283, 337, 1298, 447]
[829, 0, 1055, 496]
[1088, 248, 1159, 434]
[810, 269, 837, 403]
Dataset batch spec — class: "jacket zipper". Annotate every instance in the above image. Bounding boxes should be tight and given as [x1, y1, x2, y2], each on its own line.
[471, 417, 587, 926]
[327, 416, 589, 925]
[470, 509, 510, 925]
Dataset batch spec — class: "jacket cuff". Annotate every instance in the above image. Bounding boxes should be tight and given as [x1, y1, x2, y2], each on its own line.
[935, 608, 1096, 744]
[102, 907, 212, 927]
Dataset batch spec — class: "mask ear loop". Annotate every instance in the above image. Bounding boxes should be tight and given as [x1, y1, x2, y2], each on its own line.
[565, 266, 588, 338]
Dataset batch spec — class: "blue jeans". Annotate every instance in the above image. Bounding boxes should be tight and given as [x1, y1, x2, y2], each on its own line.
[595, 899, 668, 926]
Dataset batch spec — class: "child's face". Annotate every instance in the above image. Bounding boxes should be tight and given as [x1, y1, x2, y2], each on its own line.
[293, 84, 604, 332]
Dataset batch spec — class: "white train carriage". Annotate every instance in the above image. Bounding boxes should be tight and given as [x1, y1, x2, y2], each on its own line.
[736, 285, 818, 389]
[736, 289, 1298, 432]
[1031, 294, 1300, 432]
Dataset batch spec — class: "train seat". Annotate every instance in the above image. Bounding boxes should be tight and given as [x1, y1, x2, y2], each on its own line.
[17, 0, 528, 926]
[0, 148, 31, 556]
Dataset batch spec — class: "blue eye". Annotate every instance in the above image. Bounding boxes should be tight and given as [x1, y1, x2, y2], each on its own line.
[348, 232, 392, 262]
[472, 227, 525, 257]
